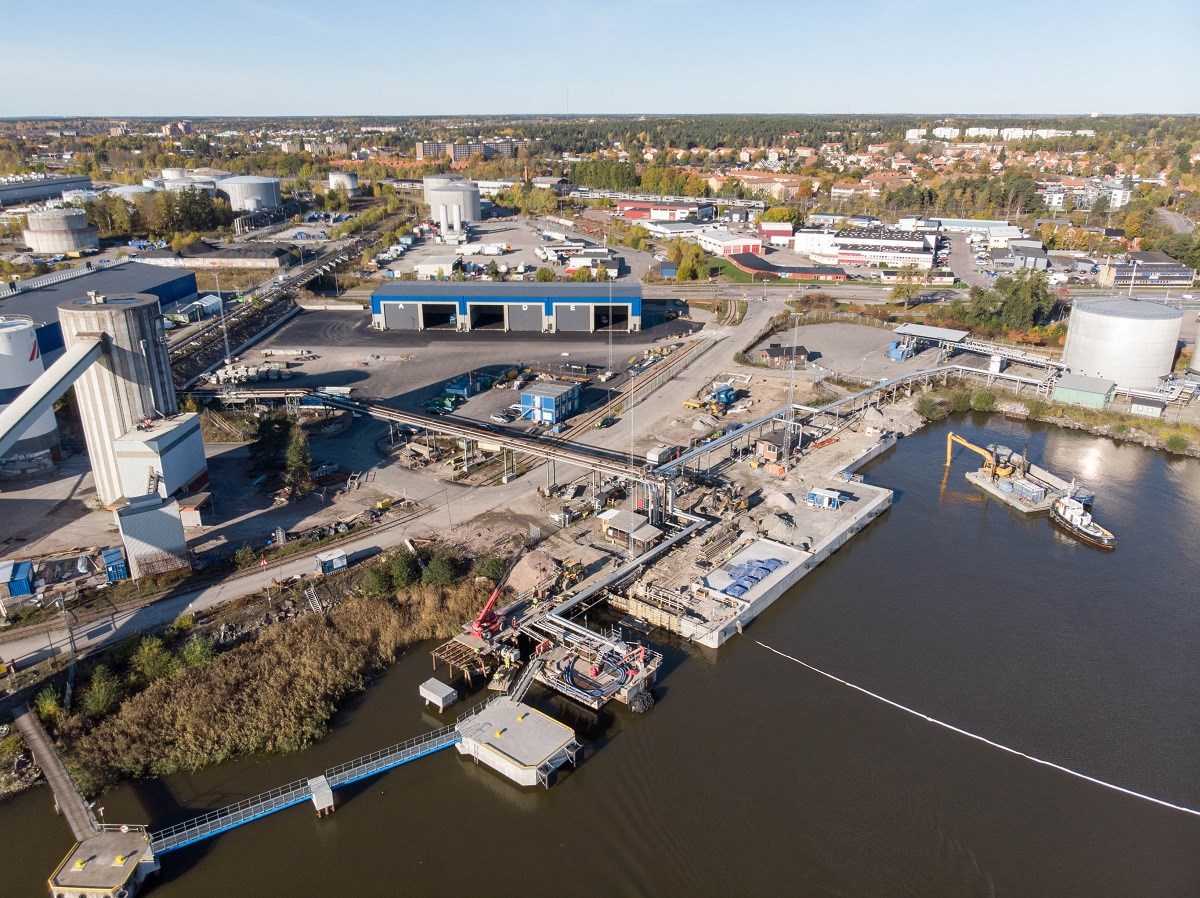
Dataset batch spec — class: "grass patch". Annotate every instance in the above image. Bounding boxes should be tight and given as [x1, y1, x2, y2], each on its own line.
[705, 257, 757, 283]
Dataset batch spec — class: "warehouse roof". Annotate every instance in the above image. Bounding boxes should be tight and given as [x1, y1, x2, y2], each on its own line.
[0, 262, 195, 326]
[1055, 373, 1115, 394]
[374, 281, 642, 299]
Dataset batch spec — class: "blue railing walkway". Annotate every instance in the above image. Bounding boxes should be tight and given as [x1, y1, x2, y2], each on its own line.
[150, 725, 461, 854]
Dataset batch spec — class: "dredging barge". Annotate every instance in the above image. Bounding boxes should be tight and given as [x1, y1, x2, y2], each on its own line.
[946, 431, 1094, 514]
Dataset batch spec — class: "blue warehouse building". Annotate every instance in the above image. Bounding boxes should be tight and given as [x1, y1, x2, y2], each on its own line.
[0, 261, 197, 361]
[371, 282, 642, 333]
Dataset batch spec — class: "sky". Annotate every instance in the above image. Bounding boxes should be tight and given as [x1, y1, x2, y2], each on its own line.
[6, 0, 1198, 117]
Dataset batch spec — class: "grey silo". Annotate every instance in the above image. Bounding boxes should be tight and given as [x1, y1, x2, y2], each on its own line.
[57, 292, 177, 505]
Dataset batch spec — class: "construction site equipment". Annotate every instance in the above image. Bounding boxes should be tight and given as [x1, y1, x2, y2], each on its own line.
[945, 432, 1015, 478]
[470, 551, 523, 639]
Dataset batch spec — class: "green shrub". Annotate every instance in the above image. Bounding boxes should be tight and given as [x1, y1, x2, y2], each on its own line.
[388, 551, 421, 590]
[1165, 434, 1189, 454]
[421, 554, 458, 588]
[178, 636, 215, 668]
[949, 391, 971, 413]
[472, 555, 508, 584]
[360, 566, 392, 597]
[970, 390, 996, 413]
[234, 544, 257, 569]
[166, 613, 195, 638]
[80, 664, 125, 718]
[34, 686, 61, 725]
[1026, 400, 1049, 420]
[916, 395, 947, 422]
[1113, 423, 1128, 435]
[130, 637, 178, 687]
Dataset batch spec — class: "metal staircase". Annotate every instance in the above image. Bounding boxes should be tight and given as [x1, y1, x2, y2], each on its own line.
[304, 586, 323, 614]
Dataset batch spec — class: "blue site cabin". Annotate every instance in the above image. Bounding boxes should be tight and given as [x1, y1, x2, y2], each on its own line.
[370, 282, 642, 333]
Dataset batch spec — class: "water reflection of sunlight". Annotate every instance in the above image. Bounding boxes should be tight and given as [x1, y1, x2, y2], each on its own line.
[1076, 445, 1104, 480]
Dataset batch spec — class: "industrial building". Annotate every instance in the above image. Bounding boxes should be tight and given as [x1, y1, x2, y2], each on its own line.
[136, 240, 297, 270]
[372, 282, 642, 332]
[58, 292, 197, 507]
[113, 412, 208, 500]
[0, 262, 197, 358]
[520, 381, 582, 424]
[0, 173, 93, 206]
[328, 170, 361, 197]
[830, 228, 934, 269]
[727, 253, 846, 281]
[1052, 373, 1116, 409]
[21, 208, 99, 255]
[423, 176, 481, 233]
[696, 229, 763, 257]
[1061, 297, 1183, 390]
[216, 176, 283, 211]
[0, 318, 58, 464]
[616, 200, 715, 221]
[1098, 252, 1195, 289]
[115, 494, 190, 578]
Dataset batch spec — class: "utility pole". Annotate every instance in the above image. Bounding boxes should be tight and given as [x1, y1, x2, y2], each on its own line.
[215, 269, 231, 365]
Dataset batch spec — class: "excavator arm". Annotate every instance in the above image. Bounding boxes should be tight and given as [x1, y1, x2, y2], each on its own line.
[945, 432, 1014, 476]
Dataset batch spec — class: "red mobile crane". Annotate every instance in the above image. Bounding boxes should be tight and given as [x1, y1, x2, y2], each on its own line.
[470, 551, 525, 639]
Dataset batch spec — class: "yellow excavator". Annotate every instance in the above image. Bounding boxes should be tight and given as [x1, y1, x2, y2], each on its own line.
[945, 432, 1015, 479]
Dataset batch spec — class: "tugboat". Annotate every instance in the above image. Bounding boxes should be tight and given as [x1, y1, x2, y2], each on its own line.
[1050, 493, 1115, 550]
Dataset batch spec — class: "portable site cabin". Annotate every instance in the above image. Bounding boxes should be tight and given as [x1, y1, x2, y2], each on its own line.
[315, 550, 348, 575]
[804, 487, 843, 510]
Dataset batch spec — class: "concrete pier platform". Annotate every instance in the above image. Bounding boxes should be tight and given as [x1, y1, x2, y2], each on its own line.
[456, 697, 580, 788]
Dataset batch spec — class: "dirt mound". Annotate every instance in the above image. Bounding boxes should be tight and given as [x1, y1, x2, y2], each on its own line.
[506, 548, 560, 594]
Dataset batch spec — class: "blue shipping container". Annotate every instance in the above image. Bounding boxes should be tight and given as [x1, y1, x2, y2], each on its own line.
[102, 547, 129, 583]
[7, 560, 34, 597]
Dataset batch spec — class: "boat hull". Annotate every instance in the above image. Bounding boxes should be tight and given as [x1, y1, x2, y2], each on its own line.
[1050, 508, 1115, 550]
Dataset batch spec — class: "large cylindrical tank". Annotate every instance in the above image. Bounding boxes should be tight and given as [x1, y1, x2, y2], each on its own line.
[111, 184, 159, 201]
[1062, 297, 1183, 389]
[422, 174, 462, 205]
[164, 177, 216, 197]
[161, 167, 186, 181]
[426, 182, 481, 226]
[57, 293, 177, 506]
[216, 175, 282, 211]
[328, 170, 360, 197]
[21, 207, 100, 254]
[0, 318, 58, 460]
[142, 178, 165, 189]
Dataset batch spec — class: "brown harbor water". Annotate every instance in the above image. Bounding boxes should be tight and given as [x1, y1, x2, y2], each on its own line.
[6, 418, 1199, 896]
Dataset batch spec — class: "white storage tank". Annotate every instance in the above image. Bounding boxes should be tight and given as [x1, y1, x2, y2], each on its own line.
[1062, 297, 1183, 390]
[216, 175, 282, 211]
[425, 182, 481, 229]
[0, 318, 59, 460]
[328, 170, 360, 197]
[161, 167, 187, 181]
[110, 184, 159, 200]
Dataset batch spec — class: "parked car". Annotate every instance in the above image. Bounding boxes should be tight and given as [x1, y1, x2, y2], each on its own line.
[595, 416, 618, 429]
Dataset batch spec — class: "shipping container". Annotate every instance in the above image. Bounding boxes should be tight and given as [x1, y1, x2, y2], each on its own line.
[6, 560, 35, 597]
[102, 547, 129, 582]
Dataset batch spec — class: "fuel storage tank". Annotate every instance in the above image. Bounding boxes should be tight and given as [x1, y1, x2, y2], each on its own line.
[1061, 297, 1183, 390]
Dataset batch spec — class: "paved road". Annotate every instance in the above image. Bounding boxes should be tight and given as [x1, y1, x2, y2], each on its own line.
[946, 233, 990, 288]
[1157, 210, 1196, 234]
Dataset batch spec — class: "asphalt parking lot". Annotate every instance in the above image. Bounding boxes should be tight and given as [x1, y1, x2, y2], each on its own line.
[390, 215, 655, 282]
[244, 306, 704, 412]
